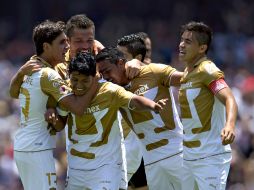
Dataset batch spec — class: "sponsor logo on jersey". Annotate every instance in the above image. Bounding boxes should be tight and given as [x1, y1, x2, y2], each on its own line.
[134, 84, 149, 95]
[180, 82, 193, 89]
[85, 105, 100, 114]
[24, 76, 33, 85]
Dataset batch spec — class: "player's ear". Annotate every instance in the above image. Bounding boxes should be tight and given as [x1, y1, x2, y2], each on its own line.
[199, 44, 207, 53]
[117, 59, 125, 66]
[135, 54, 142, 62]
[43, 42, 50, 52]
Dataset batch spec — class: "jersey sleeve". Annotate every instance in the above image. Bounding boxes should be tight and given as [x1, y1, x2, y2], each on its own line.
[109, 83, 135, 108]
[40, 68, 71, 102]
[200, 61, 225, 87]
[149, 63, 176, 87]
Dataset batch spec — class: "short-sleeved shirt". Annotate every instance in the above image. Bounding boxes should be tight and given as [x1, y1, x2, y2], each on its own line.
[61, 81, 135, 170]
[14, 55, 71, 152]
[179, 57, 231, 160]
[122, 63, 183, 165]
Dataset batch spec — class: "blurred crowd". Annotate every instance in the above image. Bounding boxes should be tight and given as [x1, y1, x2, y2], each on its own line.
[1, 0, 254, 189]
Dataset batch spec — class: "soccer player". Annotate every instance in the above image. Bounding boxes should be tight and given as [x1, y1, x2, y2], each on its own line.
[46, 51, 166, 190]
[96, 46, 184, 190]
[55, 14, 104, 80]
[117, 34, 147, 183]
[178, 21, 237, 190]
[9, 20, 98, 190]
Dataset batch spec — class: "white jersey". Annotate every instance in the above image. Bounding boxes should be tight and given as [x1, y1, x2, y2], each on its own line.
[14, 56, 70, 152]
[62, 82, 135, 170]
[122, 64, 183, 165]
[179, 57, 231, 160]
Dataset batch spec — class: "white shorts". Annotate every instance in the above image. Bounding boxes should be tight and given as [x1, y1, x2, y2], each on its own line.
[144, 152, 183, 190]
[14, 149, 57, 190]
[182, 153, 232, 190]
[65, 164, 122, 190]
[124, 131, 143, 181]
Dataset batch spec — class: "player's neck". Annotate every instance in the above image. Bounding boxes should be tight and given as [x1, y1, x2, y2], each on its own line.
[39, 54, 57, 68]
[186, 54, 206, 72]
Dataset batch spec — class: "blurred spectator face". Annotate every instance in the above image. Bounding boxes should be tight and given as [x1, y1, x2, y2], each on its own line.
[68, 27, 95, 58]
[241, 76, 254, 105]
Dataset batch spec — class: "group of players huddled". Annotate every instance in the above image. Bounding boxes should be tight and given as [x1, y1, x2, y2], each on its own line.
[9, 14, 238, 190]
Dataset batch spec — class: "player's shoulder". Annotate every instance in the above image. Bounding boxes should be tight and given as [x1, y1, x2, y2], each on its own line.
[100, 81, 124, 93]
[199, 60, 220, 74]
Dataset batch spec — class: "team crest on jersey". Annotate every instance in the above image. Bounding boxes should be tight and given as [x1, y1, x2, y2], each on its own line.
[59, 85, 68, 94]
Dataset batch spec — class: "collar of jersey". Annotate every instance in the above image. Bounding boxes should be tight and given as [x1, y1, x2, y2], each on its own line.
[193, 56, 208, 68]
[30, 55, 53, 68]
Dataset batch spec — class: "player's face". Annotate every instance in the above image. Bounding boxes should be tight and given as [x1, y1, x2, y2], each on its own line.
[68, 27, 95, 58]
[117, 46, 134, 61]
[48, 32, 69, 65]
[70, 71, 94, 96]
[96, 59, 128, 86]
[179, 31, 202, 64]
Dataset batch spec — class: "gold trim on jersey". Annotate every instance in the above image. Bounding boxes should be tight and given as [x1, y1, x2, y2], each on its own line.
[70, 148, 95, 159]
[20, 87, 30, 123]
[146, 139, 169, 151]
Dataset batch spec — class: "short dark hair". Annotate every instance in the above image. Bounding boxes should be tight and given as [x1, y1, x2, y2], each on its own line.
[32, 20, 65, 55]
[136, 32, 149, 41]
[66, 14, 95, 38]
[68, 52, 96, 76]
[117, 34, 146, 62]
[95, 47, 126, 65]
[181, 21, 213, 53]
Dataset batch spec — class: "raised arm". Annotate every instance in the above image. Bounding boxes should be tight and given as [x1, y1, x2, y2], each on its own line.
[9, 60, 42, 98]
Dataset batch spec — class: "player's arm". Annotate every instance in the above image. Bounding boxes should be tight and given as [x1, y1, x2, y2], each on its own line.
[93, 40, 105, 55]
[209, 79, 238, 145]
[125, 59, 144, 79]
[58, 77, 98, 116]
[169, 71, 184, 86]
[129, 95, 167, 113]
[9, 60, 42, 98]
[44, 108, 67, 132]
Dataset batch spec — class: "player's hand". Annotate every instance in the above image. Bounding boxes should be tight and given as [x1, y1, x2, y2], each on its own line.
[125, 59, 143, 79]
[44, 108, 58, 125]
[93, 40, 104, 55]
[19, 60, 42, 76]
[154, 98, 168, 113]
[221, 124, 235, 145]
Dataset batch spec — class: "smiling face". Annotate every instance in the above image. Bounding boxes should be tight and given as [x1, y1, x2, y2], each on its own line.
[96, 59, 128, 86]
[70, 71, 93, 96]
[68, 27, 95, 58]
[46, 32, 69, 66]
[179, 30, 206, 65]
